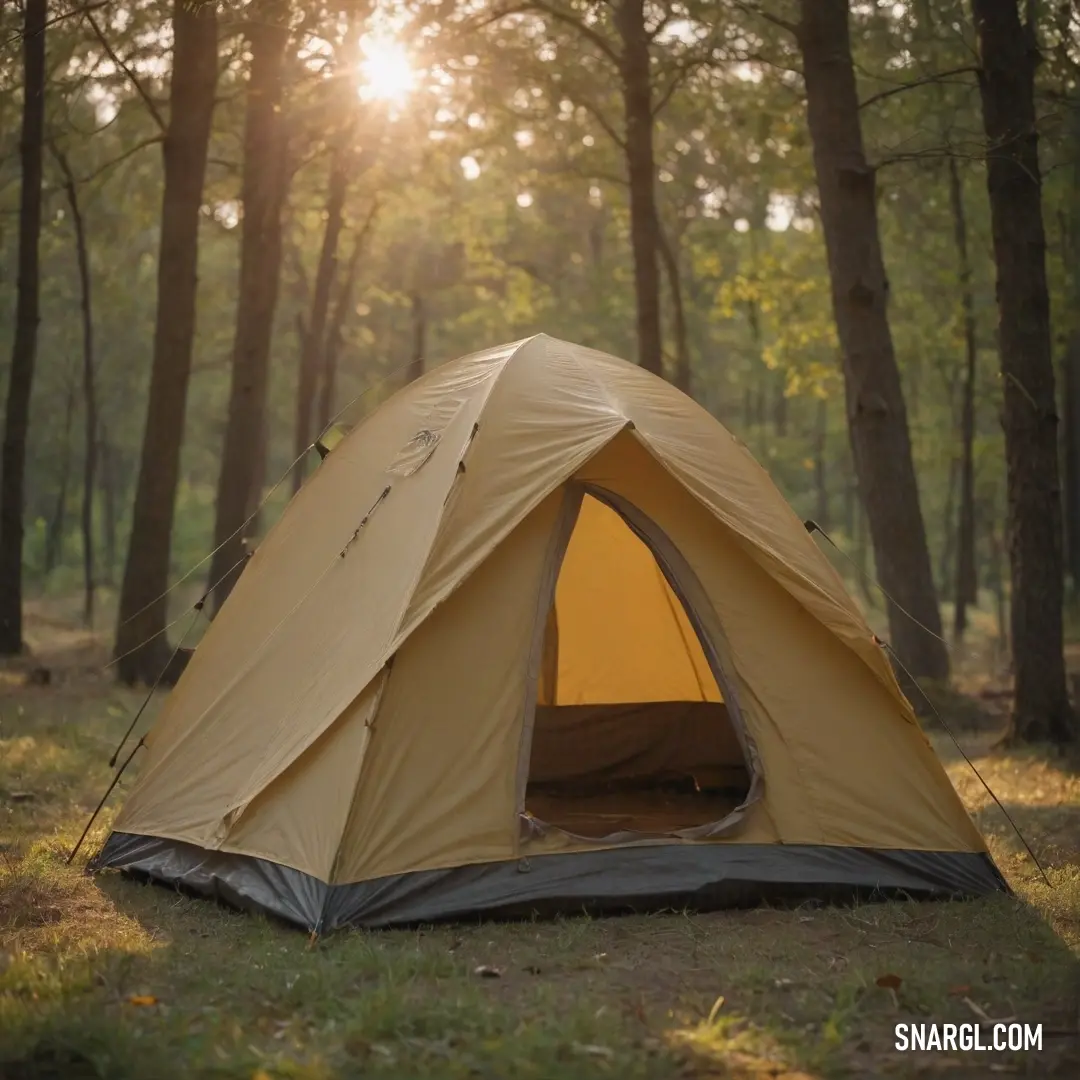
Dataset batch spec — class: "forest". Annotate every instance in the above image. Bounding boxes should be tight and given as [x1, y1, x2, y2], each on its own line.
[2, 0, 1079, 743]
[2, 4, 1080, 1078]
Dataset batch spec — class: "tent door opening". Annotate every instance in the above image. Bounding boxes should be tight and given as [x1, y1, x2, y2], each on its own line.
[522, 487, 753, 842]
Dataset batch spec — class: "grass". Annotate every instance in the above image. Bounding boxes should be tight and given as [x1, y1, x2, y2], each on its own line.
[1, 603, 1078, 1079]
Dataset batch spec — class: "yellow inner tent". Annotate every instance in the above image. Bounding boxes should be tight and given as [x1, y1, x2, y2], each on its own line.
[527, 493, 749, 838]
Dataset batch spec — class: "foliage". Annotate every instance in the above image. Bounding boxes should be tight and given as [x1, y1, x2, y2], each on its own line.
[0, 1, 1077, 632]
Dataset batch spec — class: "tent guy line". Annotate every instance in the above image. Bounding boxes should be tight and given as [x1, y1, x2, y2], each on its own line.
[106, 551, 253, 766]
[81, 335, 1007, 932]
[881, 637, 1051, 890]
[69, 601, 207, 865]
[114, 353, 424, 635]
[805, 518, 949, 647]
[806, 517, 1048, 887]
[105, 549, 251, 672]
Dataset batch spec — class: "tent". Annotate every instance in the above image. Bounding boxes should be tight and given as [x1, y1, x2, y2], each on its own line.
[94, 334, 1006, 931]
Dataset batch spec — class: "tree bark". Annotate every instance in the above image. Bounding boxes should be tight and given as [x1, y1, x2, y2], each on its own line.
[1062, 95, 1080, 596]
[113, 1, 219, 684]
[971, 0, 1074, 743]
[797, 0, 949, 681]
[948, 155, 979, 639]
[292, 146, 348, 494]
[99, 428, 117, 585]
[53, 145, 99, 627]
[45, 378, 76, 576]
[1063, 333, 1080, 594]
[0, 0, 47, 654]
[208, 0, 290, 617]
[613, 0, 663, 376]
[939, 449, 959, 601]
[317, 216, 370, 432]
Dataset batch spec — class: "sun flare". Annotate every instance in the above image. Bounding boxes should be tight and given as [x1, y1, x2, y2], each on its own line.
[357, 35, 415, 105]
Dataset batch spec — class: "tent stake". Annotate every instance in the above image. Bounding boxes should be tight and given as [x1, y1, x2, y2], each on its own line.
[68, 737, 143, 866]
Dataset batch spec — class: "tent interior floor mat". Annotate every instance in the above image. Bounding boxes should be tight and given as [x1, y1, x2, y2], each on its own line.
[524, 788, 743, 838]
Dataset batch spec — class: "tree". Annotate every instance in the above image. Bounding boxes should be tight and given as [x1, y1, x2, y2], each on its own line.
[207, 0, 291, 616]
[948, 155, 979, 641]
[794, 0, 950, 681]
[612, 0, 663, 376]
[52, 144, 99, 627]
[292, 143, 348, 493]
[0, 0, 47, 655]
[113, 1, 219, 683]
[970, 0, 1074, 744]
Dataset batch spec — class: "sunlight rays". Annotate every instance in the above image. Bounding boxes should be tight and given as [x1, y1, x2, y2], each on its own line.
[357, 34, 416, 106]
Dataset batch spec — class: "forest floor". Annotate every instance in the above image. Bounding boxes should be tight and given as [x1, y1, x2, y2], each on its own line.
[0, 598, 1078, 1079]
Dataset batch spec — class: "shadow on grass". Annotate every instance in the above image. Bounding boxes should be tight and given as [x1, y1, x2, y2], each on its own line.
[3, 845, 1078, 1079]
[2, 684, 1079, 1077]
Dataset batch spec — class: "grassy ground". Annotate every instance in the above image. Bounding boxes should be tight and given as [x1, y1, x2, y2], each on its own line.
[1, 601, 1078, 1079]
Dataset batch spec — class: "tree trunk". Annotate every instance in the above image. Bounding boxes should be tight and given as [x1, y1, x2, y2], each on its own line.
[1064, 334, 1080, 593]
[971, 0, 1074, 744]
[657, 220, 690, 395]
[53, 146, 99, 627]
[317, 214, 371, 432]
[1062, 94, 1080, 596]
[797, 0, 949, 681]
[113, 2, 218, 684]
[45, 378, 76, 576]
[987, 489, 1010, 670]
[853, 485, 876, 609]
[292, 147, 347, 493]
[613, 0, 663, 376]
[208, 0, 289, 617]
[949, 155, 979, 639]
[408, 292, 426, 383]
[939, 450, 959, 602]
[813, 397, 829, 531]
[99, 429, 117, 585]
[773, 376, 788, 437]
[0, 0, 46, 654]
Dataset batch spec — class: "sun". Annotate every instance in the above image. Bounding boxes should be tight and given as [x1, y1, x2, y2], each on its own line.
[357, 35, 415, 105]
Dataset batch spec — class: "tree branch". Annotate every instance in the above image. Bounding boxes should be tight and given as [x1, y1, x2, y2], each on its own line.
[1, 1, 108, 48]
[859, 66, 979, 110]
[86, 12, 168, 133]
[475, 2, 621, 65]
[77, 135, 163, 184]
[732, 1, 799, 36]
[652, 26, 727, 117]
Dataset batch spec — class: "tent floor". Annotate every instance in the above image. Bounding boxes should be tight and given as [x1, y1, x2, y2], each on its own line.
[525, 787, 743, 838]
[95, 830, 1010, 932]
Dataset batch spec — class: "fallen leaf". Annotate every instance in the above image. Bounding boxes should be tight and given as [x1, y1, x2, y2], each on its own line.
[127, 994, 158, 1007]
[251, 1071, 273, 1080]
[875, 973, 902, 990]
[473, 964, 502, 978]
[948, 984, 971, 996]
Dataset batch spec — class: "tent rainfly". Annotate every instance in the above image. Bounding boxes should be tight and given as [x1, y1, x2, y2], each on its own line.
[93, 335, 1007, 931]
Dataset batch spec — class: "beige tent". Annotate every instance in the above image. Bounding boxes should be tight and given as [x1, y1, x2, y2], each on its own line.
[96, 335, 1004, 930]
